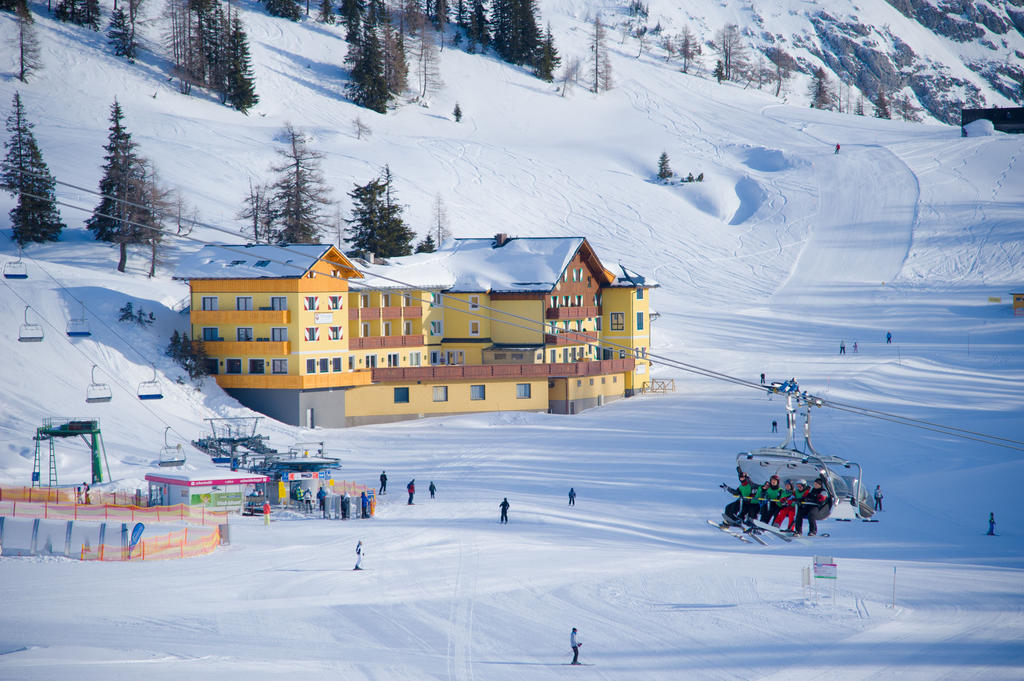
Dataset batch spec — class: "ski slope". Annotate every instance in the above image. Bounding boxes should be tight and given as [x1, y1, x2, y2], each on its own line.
[2, 0, 1024, 678]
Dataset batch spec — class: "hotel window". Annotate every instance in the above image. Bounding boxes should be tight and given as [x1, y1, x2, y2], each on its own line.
[361, 322, 371, 337]
[387, 352, 400, 367]
[382, 294, 391, 307]
[432, 386, 448, 402]
[595, 317, 602, 331]
[516, 383, 531, 399]
[329, 295, 342, 310]
[305, 327, 319, 341]
[636, 288, 644, 300]
[550, 349, 556, 363]
[551, 296, 557, 308]
[249, 359, 265, 374]
[304, 296, 318, 311]
[271, 327, 288, 342]
[619, 349, 626, 359]
[403, 293, 412, 306]
[306, 359, 316, 373]
[270, 296, 287, 311]
[272, 359, 288, 374]
[575, 295, 582, 306]
[236, 296, 253, 311]
[430, 321, 443, 336]
[202, 327, 219, 341]
[636, 312, 644, 330]
[329, 326, 342, 340]
[237, 327, 254, 342]
[366, 355, 377, 368]
[469, 295, 479, 309]
[394, 387, 410, 403]
[610, 312, 625, 331]
[201, 296, 218, 311]
[469, 320, 480, 336]
[225, 359, 242, 374]
[332, 357, 343, 372]
[403, 321, 413, 335]
[470, 385, 486, 401]
[360, 294, 370, 308]
[348, 355, 355, 371]
[319, 358, 329, 373]
[431, 293, 441, 306]
[409, 352, 422, 367]
[430, 350, 442, 365]
[383, 321, 392, 336]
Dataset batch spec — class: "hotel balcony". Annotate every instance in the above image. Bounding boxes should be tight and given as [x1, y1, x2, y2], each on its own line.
[214, 370, 374, 390]
[545, 305, 600, 320]
[348, 334, 424, 350]
[193, 309, 290, 324]
[202, 340, 291, 355]
[544, 330, 599, 346]
[371, 358, 635, 382]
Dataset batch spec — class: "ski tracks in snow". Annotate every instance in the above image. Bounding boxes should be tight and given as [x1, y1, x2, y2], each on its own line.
[446, 531, 479, 681]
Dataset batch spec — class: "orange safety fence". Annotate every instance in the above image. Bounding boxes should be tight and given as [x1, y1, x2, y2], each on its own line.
[0, 499, 228, 527]
[79, 526, 221, 562]
[0, 484, 141, 507]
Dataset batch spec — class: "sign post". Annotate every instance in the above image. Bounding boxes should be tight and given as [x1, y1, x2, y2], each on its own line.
[813, 555, 837, 604]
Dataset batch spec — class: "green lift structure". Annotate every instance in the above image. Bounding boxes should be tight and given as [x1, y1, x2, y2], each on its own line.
[32, 418, 111, 487]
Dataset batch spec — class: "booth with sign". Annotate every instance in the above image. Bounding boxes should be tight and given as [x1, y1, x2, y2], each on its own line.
[145, 472, 269, 513]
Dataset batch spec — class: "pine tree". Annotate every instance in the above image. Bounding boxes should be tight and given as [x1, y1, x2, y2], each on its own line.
[453, 101, 462, 121]
[656, 151, 672, 180]
[14, 0, 41, 83]
[466, 0, 489, 50]
[82, 0, 100, 29]
[534, 23, 560, 81]
[492, 0, 539, 66]
[346, 165, 415, 257]
[316, 0, 334, 22]
[340, 0, 363, 41]
[415, 233, 436, 252]
[347, 22, 390, 112]
[809, 67, 836, 110]
[267, 124, 334, 243]
[1, 92, 65, 246]
[107, 6, 136, 62]
[265, 0, 302, 20]
[225, 13, 259, 113]
[873, 90, 891, 119]
[86, 100, 146, 272]
[713, 59, 725, 83]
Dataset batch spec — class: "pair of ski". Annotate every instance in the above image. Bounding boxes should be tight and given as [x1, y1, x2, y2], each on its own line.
[707, 519, 766, 544]
[748, 519, 829, 541]
[708, 518, 821, 544]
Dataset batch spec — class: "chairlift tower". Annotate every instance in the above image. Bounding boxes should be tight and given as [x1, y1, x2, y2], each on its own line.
[32, 418, 110, 487]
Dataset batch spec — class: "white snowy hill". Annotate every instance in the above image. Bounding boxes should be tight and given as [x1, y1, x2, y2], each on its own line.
[1, 0, 1023, 678]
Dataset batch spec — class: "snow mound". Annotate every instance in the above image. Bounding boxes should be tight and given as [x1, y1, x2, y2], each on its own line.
[678, 173, 765, 226]
[963, 119, 997, 137]
[740, 146, 799, 172]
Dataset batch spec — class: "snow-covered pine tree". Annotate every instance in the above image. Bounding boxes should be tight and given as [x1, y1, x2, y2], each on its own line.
[346, 166, 415, 258]
[347, 22, 390, 112]
[264, 0, 302, 21]
[267, 124, 333, 243]
[340, 0, 363, 40]
[225, 12, 259, 113]
[1, 92, 65, 246]
[534, 23, 560, 82]
[656, 152, 672, 180]
[415, 233, 436, 252]
[316, 0, 334, 23]
[107, 6, 136, 62]
[713, 59, 725, 83]
[466, 0, 489, 51]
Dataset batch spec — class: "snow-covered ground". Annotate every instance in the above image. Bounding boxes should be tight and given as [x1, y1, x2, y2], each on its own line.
[2, 1, 1024, 678]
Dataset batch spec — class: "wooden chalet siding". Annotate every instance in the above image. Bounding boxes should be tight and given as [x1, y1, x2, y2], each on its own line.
[371, 358, 634, 382]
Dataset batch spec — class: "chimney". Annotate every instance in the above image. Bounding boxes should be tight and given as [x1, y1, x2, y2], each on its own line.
[493, 233, 510, 247]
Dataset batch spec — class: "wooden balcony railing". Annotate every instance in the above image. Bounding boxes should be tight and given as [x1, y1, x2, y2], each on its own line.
[193, 309, 290, 324]
[202, 340, 291, 355]
[371, 358, 635, 383]
[348, 335, 424, 350]
[544, 330, 599, 346]
[545, 305, 600, 320]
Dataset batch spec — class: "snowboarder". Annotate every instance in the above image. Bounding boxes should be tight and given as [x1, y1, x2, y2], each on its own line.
[834, 143, 840, 154]
[354, 540, 364, 570]
[407, 479, 415, 505]
[771, 420, 778, 433]
[886, 331, 892, 344]
[568, 487, 576, 506]
[873, 485, 883, 511]
[379, 471, 387, 495]
[263, 500, 271, 527]
[499, 497, 510, 524]
[987, 513, 996, 536]
[570, 627, 582, 665]
[429, 481, 436, 499]
[839, 340, 846, 355]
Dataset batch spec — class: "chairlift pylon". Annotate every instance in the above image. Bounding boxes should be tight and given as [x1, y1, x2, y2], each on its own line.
[137, 367, 164, 400]
[66, 302, 92, 337]
[158, 426, 185, 467]
[18, 306, 44, 342]
[3, 248, 28, 279]
[85, 364, 112, 403]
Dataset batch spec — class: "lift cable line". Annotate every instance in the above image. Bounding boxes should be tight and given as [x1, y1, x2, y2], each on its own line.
[9, 169, 1024, 453]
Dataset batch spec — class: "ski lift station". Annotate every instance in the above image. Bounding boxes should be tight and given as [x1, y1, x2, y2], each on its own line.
[145, 471, 269, 512]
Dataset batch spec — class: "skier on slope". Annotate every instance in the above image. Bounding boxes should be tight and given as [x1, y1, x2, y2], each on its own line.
[499, 497, 510, 524]
[835, 143, 840, 154]
[354, 540, 364, 570]
[407, 479, 415, 505]
[570, 627, 582, 665]
[379, 471, 387, 494]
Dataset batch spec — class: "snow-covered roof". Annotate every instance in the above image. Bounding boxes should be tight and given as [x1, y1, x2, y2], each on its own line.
[354, 237, 594, 293]
[174, 244, 354, 280]
[610, 264, 660, 288]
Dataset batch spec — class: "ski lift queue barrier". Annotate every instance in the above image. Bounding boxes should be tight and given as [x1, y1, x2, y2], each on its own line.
[0, 484, 143, 507]
[0, 490, 229, 527]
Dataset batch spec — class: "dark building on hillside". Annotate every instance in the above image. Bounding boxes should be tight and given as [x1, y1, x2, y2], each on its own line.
[960, 107, 1024, 135]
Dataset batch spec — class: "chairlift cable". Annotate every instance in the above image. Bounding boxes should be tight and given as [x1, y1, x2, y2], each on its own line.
[12, 170, 1023, 453]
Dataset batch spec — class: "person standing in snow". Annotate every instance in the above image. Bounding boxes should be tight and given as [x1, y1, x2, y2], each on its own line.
[499, 497, 510, 524]
[839, 340, 846, 355]
[853, 341, 858, 353]
[570, 627, 582, 665]
[873, 485, 883, 511]
[429, 481, 436, 499]
[263, 500, 271, 528]
[360, 491, 369, 518]
[834, 143, 840, 154]
[354, 540, 364, 570]
[772, 420, 778, 433]
[886, 331, 893, 344]
[760, 372, 766, 385]
[317, 486, 327, 518]
[568, 487, 576, 506]
[379, 471, 387, 495]
[987, 513, 996, 536]
[407, 479, 415, 505]
[303, 488, 313, 514]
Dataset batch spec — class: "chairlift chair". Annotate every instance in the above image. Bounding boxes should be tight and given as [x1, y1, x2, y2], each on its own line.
[85, 364, 112, 403]
[137, 367, 164, 400]
[3, 249, 28, 279]
[66, 302, 92, 337]
[158, 426, 185, 467]
[18, 306, 44, 342]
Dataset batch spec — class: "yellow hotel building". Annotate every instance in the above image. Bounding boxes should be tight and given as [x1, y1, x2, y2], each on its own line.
[176, 236, 656, 427]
